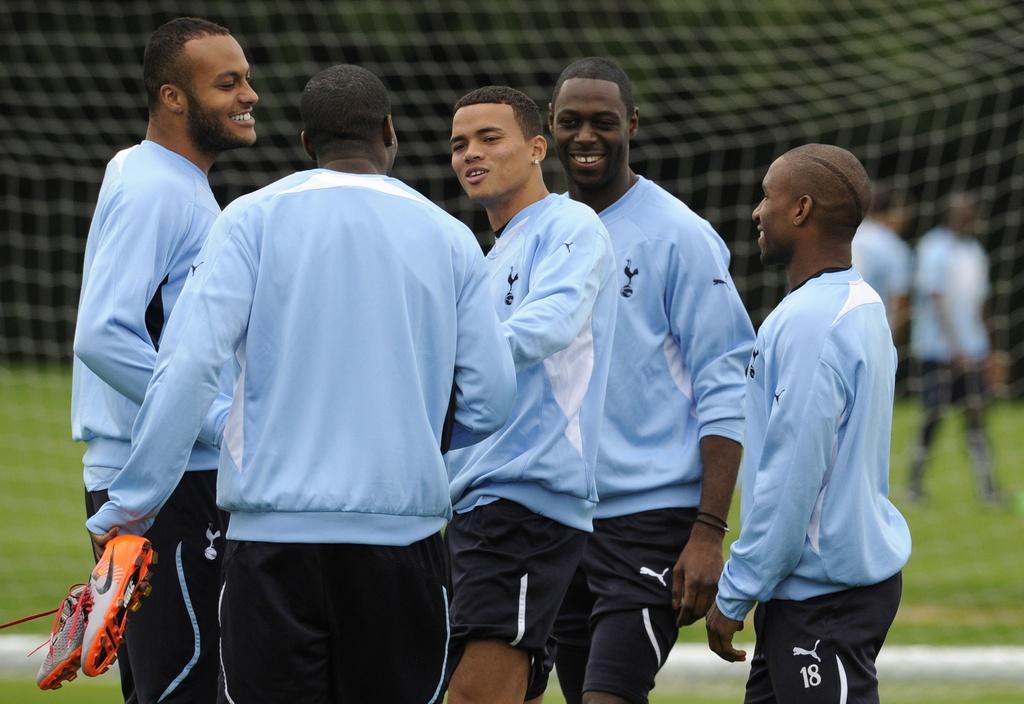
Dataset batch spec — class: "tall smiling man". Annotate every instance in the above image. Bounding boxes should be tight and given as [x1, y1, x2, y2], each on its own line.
[446, 86, 617, 704]
[69, 17, 257, 701]
[545, 57, 754, 704]
[707, 144, 911, 704]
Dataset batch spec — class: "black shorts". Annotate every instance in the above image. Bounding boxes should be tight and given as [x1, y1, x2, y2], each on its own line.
[550, 508, 696, 703]
[219, 533, 452, 704]
[745, 572, 902, 704]
[86, 469, 227, 704]
[445, 499, 586, 693]
[918, 360, 986, 408]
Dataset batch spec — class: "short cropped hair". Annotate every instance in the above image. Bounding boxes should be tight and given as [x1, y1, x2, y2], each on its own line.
[453, 86, 543, 140]
[301, 65, 391, 151]
[143, 17, 231, 112]
[782, 144, 872, 239]
[552, 57, 635, 114]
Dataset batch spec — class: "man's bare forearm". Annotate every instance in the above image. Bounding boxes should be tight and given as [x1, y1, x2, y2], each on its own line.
[697, 434, 742, 522]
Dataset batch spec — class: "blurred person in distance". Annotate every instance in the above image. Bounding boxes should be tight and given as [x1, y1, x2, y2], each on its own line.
[851, 183, 913, 341]
[908, 191, 1002, 504]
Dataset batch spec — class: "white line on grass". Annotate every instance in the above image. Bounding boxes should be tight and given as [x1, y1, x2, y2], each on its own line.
[2, 637, 1022, 683]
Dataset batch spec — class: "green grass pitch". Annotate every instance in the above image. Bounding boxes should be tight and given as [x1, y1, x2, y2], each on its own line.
[1, 676, 1023, 704]
[1, 366, 1022, 702]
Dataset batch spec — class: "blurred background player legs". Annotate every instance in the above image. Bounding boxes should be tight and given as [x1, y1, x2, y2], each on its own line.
[908, 192, 1001, 504]
[909, 361, 997, 503]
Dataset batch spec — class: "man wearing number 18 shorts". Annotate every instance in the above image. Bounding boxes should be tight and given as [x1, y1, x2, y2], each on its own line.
[705, 144, 911, 704]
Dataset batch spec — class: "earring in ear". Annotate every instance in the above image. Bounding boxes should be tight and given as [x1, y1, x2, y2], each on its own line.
[532, 159, 540, 165]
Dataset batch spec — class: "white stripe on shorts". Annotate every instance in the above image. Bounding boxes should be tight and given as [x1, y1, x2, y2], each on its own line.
[836, 653, 848, 704]
[510, 573, 528, 646]
[642, 607, 662, 664]
[426, 586, 450, 704]
[218, 581, 236, 704]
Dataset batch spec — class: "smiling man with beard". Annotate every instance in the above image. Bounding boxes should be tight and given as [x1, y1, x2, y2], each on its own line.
[65, 17, 257, 702]
[537, 57, 754, 704]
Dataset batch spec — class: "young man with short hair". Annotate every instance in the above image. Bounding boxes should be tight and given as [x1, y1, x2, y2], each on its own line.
[707, 144, 911, 704]
[87, 64, 516, 702]
[67, 16, 257, 700]
[544, 57, 754, 704]
[446, 85, 617, 704]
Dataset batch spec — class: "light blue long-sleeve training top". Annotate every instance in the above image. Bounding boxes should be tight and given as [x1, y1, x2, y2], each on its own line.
[911, 226, 991, 362]
[716, 268, 911, 621]
[72, 141, 232, 491]
[852, 217, 912, 329]
[87, 169, 516, 545]
[593, 177, 754, 518]
[446, 194, 617, 532]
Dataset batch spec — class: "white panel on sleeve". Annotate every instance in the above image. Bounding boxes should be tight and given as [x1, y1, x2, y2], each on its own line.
[662, 333, 693, 401]
[543, 317, 595, 455]
[224, 341, 247, 472]
[831, 279, 882, 326]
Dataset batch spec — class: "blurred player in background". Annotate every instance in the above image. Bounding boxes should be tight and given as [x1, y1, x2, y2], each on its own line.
[706, 144, 911, 703]
[851, 185, 912, 338]
[445, 85, 617, 704]
[540, 57, 754, 704]
[908, 191, 1002, 503]
[70, 17, 256, 701]
[87, 64, 516, 702]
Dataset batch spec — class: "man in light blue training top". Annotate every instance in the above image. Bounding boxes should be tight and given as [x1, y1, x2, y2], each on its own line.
[446, 85, 617, 704]
[851, 185, 912, 335]
[87, 64, 516, 703]
[70, 17, 257, 701]
[542, 57, 754, 704]
[908, 191, 1000, 503]
[707, 144, 911, 704]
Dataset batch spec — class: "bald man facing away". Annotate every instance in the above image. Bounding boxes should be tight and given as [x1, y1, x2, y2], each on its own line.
[705, 144, 911, 704]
